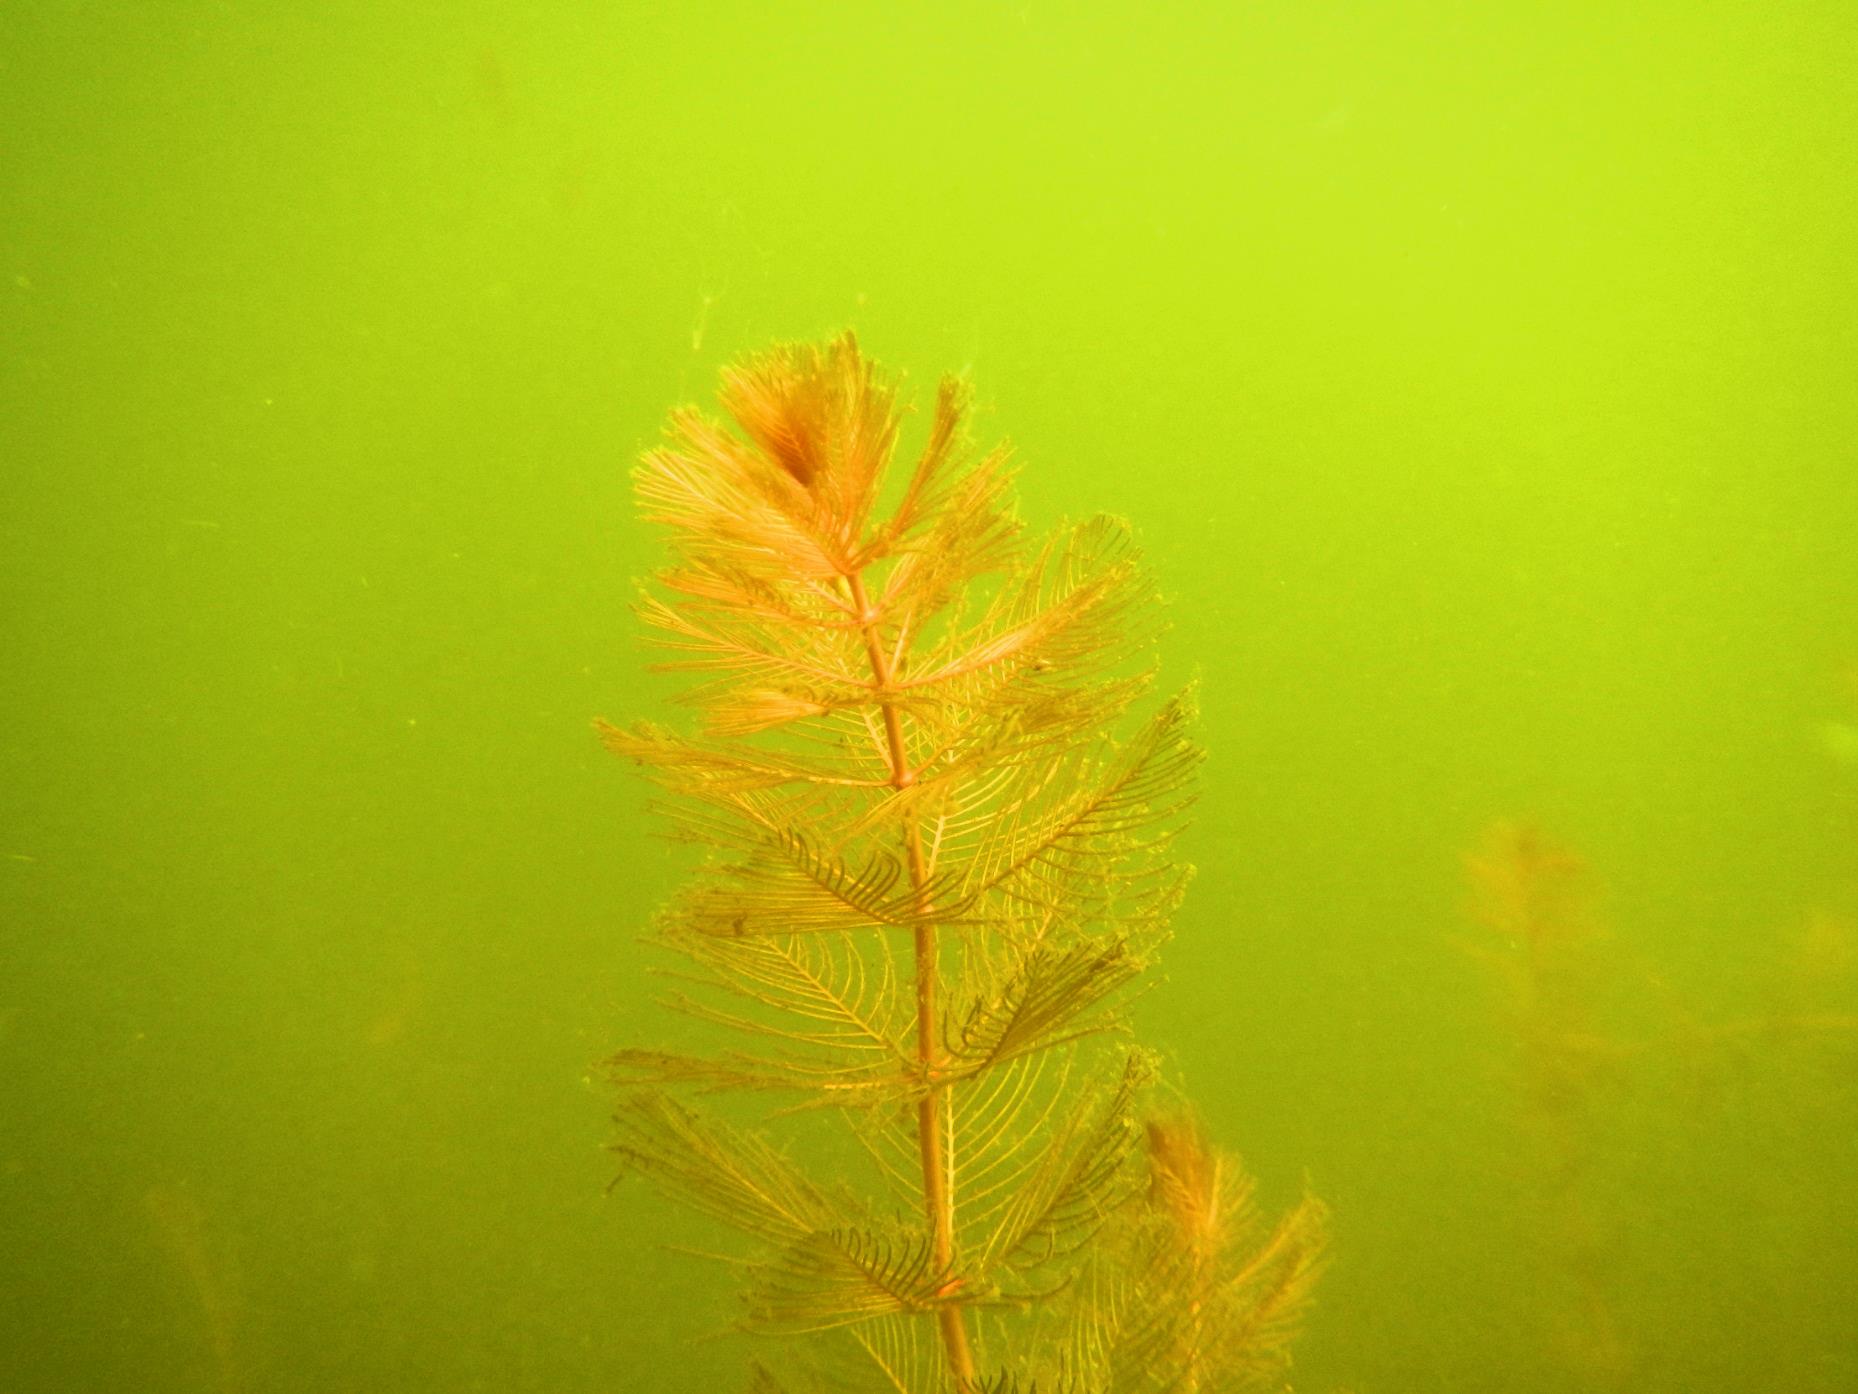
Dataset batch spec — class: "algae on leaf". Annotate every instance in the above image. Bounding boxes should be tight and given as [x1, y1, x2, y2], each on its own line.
[600, 334, 1324, 1391]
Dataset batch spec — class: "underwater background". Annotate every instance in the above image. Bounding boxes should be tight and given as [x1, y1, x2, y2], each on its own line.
[3, 2, 1855, 1390]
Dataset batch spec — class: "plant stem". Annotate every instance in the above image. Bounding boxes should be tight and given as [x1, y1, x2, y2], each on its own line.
[850, 574, 977, 1389]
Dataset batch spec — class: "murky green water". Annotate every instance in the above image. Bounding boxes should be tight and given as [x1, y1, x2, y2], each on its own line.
[4, 3, 1854, 1390]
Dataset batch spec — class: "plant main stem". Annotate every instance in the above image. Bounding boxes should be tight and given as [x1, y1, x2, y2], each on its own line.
[850, 574, 977, 1389]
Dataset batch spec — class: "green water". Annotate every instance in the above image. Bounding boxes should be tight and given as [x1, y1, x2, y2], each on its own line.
[4, 2, 1855, 1390]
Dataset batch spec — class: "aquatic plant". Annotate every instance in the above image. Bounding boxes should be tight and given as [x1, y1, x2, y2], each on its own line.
[1462, 822, 1633, 1385]
[599, 334, 1325, 1391]
[1461, 813, 1858, 1389]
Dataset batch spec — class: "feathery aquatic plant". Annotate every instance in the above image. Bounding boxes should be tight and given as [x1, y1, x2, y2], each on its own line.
[600, 334, 1324, 1391]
